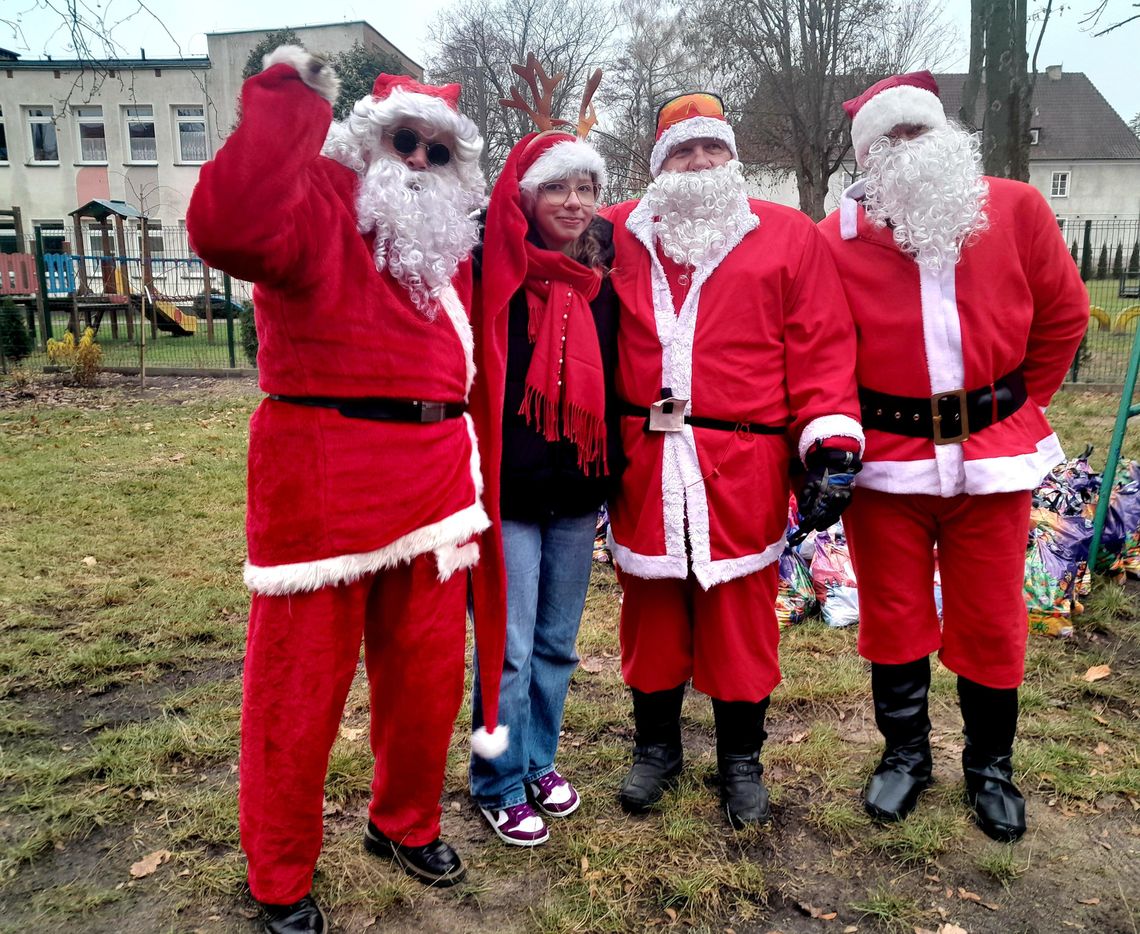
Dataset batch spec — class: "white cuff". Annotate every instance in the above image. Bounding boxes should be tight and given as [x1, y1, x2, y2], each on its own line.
[798, 414, 866, 464]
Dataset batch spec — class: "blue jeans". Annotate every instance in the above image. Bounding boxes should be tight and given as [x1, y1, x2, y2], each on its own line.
[470, 511, 597, 808]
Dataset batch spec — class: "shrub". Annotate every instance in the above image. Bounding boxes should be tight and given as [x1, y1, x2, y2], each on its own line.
[1112, 243, 1124, 279]
[0, 297, 33, 364]
[47, 327, 103, 386]
[1096, 244, 1109, 280]
[239, 302, 259, 367]
[1129, 241, 1140, 277]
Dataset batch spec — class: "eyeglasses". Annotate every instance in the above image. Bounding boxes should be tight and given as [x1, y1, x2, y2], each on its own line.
[537, 182, 599, 206]
[387, 128, 452, 166]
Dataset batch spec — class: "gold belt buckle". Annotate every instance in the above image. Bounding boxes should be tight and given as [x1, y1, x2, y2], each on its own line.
[931, 388, 969, 445]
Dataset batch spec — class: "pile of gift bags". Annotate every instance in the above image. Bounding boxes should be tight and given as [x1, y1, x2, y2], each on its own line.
[776, 449, 1140, 637]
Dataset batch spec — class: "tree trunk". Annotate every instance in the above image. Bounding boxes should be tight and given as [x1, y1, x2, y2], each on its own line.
[796, 162, 828, 222]
[980, 0, 1031, 180]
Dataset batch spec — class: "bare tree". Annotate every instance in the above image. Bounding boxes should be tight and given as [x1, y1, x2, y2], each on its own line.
[427, 0, 618, 175]
[691, 0, 958, 219]
[1129, 111, 1140, 137]
[591, 0, 709, 201]
[1080, 0, 1140, 35]
[957, 0, 1048, 181]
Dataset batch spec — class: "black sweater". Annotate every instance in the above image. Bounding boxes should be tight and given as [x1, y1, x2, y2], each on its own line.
[479, 216, 623, 522]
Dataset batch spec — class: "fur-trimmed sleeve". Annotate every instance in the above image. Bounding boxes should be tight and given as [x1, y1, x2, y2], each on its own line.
[186, 63, 338, 286]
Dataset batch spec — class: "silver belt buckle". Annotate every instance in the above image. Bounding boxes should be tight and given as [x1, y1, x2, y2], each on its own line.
[418, 401, 447, 423]
[648, 396, 688, 432]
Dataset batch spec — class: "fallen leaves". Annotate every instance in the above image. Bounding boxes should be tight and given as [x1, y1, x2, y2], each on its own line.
[129, 849, 171, 879]
[1082, 665, 1112, 683]
[795, 901, 837, 920]
[1077, 897, 1100, 906]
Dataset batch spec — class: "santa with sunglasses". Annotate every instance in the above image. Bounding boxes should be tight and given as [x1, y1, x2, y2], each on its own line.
[187, 47, 508, 934]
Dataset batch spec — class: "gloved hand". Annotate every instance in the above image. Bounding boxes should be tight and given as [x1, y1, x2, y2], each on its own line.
[788, 446, 862, 547]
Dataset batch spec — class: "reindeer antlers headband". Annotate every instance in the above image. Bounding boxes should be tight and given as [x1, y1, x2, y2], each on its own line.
[499, 52, 602, 140]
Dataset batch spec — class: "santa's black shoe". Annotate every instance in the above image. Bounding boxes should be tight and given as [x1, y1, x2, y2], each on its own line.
[713, 697, 772, 830]
[259, 894, 326, 934]
[363, 821, 467, 887]
[618, 685, 685, 813]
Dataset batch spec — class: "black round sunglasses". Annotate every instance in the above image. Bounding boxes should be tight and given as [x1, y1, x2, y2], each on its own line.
[389, 127, 452, 167]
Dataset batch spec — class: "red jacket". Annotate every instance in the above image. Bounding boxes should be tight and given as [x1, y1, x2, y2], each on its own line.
[186, 64, 487, 595]
[817, 177, 1088, 497]
[602, 197, 862, 589]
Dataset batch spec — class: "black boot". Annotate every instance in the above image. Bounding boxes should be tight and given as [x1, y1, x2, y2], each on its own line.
[259, 894, 326, 934]
[618, 684, 685, 813]
[958, 676, 1026, 842]
[363, 821, 467, 887]
[712, 696, 771, 829]
[865, 658, 933, 822]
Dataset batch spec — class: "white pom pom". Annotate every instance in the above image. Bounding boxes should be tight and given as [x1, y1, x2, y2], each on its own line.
[262, 45, 341, 105]
[471, 725, 509, 759]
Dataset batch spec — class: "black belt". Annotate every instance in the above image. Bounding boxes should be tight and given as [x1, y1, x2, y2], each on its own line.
[859, 368, 1027, 445]
[618, 401, 786, 435]
[268, 394, 467, 423]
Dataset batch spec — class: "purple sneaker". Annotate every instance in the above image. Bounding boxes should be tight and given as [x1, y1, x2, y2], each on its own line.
[479, 802, 549, 847]
[527, 770, 581, 817]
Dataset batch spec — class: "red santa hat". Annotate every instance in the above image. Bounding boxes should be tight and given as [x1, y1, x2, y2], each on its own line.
[357, 73, 484, 172]
[649, 91, 738, 177]
[844, 70, 947, 167]
[516, 130, 608, 196]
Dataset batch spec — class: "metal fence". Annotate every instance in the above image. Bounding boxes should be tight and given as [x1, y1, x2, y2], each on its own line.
[1067, 218, 1140, 387]
[4, 225, 257, 373]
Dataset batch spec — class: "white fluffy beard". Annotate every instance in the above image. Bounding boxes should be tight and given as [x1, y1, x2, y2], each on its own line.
[354, 155, 481, 318]
[862, 124, 989, 272]
[644, 161, 754, 267]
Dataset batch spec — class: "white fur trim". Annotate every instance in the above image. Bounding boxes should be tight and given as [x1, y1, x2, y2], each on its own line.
[519, 139, 608, 193]
[851, 85, 946, 167]
[650, 117, 738, 177]
[607, 531, 689, 578]
[798, 414, 866, 463]
[246, 413, 488, 595]
[434, 541, 480, 580]
[919, 263, 966, 495]
[963, 433, 1065, 494]
[263, 45, 340, 105]
[471, 725, 509, 759]
[623, 195, 765, 586]
[859, 434, 1066, 496]
[358, 87, 481, 159]
[439, 284, 475, 397]
[244, 502, 490, 595]
[839, 180, 865, 240]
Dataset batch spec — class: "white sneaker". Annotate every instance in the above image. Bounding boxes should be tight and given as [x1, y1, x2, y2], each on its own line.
[478, 802, 549, 846]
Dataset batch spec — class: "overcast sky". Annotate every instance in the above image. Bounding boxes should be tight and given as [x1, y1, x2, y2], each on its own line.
[7, 0, 1139, 124]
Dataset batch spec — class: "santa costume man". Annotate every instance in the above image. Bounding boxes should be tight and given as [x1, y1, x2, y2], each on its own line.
[818, 72, 1087, 842]
[602, 92, 864, 829]
[187, 48, 507, 933]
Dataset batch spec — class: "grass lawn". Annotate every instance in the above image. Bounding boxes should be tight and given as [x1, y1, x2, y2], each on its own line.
[0, 376, 1138, 933]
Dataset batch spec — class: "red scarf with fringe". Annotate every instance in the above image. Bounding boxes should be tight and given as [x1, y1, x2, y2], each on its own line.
[521, 240, 608, 475]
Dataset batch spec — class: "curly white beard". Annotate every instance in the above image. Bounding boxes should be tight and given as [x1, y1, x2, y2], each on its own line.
[862, 124, 989, 272]
[351, 155, 482, 318]
[643, 161, 754, 268]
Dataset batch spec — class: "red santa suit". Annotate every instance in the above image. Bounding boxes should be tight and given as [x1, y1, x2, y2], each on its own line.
[819, 174, 1088, 688]
[186, 57, 505, 906]
[604, 194, 862, 702]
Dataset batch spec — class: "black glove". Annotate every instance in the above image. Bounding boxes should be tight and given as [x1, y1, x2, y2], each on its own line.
[788, 446, 862, 547]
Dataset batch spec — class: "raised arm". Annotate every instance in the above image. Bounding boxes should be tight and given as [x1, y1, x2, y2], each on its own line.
[186, 47, 342, 286]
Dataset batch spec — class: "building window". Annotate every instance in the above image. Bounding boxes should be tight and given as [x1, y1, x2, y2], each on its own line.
[26, 106, 59, 162]
[0, 106, 8, 163]
[1050, 172, 1069, 198]
[173, 106, 208, 162]
[124, 105, 156, 162]
[1029, 128, 1040, 145]
[74, 105, 107, 162]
